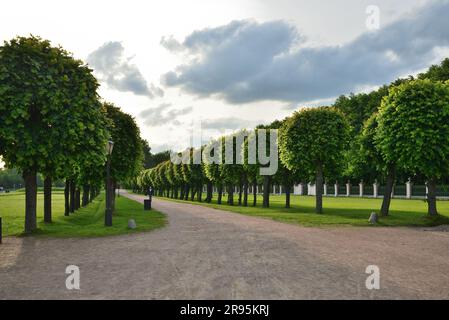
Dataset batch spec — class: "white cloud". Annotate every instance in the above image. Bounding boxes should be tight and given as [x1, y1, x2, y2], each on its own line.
[161, 1, 449, 104]
[87, 42, 163, 98]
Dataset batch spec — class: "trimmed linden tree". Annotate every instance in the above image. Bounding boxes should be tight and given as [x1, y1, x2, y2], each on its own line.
[279, 107, 349, 213]
[376, 79, 449, 216]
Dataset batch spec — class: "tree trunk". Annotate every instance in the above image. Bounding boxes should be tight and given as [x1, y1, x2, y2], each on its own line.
[64, 179, 70, 216]
[197, 186, 202, 202]
[190, 188, 196, 201]
[44, 176, 52, 223]
[75, 187, 81, 210]
[82, 184, 90, 207]
[206, 182, 213, 203]
[263, 176, 271, 208]
[238, 184, 243, 206]
[285, 184, 291, 208]
[184, 185, 190, 200]
[380, 167, 395, 216]
[89, 185, 94, 203]
[180, 185, 185, 200]
[217, 185, 223, 204]
[228, 185, 234, 205]
[253, 182, 257, 206]
[316, 164, 323, 213]
[427, 178, 438, 216]
[23, 170, 38, 233]
[70, 180, 76, 213]
[243, 183, 248, 207]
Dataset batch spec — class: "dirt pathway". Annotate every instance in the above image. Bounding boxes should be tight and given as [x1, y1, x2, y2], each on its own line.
[1, 190, 448, 299]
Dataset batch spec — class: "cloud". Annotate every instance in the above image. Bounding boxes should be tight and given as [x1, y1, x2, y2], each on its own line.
[201, 117, 260, 131]
[149, 142, 173, 153]
[139, 103, 193, 127]
[88, 41, 163, 98]
[161, 1, 449, 104]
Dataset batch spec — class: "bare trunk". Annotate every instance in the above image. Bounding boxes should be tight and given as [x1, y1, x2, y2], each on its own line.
[89, 185, 95, 203]
[285, 184, 291, 208]
[69, 180, 75, 213]
[243, 183, 248, 207]
[206, 182, 213, 203]
[44, 176, 52, 223]
[316, 164, 323, 213]
[82, 184, 90, 206]
[75, 187, 81, 210]
[427, 178, 438, 216]
[64, 179, 70, 216]
[197, 186, 202, 202]
[253, 182, 257, 206]
[184, 185, 190, 200]
[263, 176, 271, 208]
[217, 185, 223, 204]
[238, 183, 243, 206]
[23, 170, 37, 233]
[380, 167, 395, 216]
[180, 185, 185, 200]
[228, 185, 234, 205]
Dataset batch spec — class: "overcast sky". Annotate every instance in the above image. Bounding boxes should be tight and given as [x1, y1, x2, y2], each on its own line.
[1, 0, 448, 154]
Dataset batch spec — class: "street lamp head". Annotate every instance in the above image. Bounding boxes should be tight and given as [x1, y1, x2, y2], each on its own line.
[106, 140, 114, 155]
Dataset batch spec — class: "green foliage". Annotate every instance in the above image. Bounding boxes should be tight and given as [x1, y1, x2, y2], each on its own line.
[279, 107, 350, 179]
[376, 79, 449, 179]
[333, 86, 388, 134]
[203, 138, 224, 186]
[419, 58, 449, 82]
[0, 36, 107, 178]
[104, 102, 143, 184]
[349, 114, 385, 182]
[145, 148, 171, 169]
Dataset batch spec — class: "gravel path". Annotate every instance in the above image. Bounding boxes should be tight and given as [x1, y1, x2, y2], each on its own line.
[1, 190, 449, 299]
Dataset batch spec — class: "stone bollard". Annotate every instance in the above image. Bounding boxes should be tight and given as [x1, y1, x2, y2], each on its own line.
[128, 219, 137, 229]
[368, 212, 378, 224]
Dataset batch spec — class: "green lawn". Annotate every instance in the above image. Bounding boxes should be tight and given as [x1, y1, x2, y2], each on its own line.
[153, 193, 449, 227]
[0, 190, 166, 237]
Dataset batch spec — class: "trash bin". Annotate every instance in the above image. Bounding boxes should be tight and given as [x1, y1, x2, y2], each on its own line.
[144, 199, 151, 210]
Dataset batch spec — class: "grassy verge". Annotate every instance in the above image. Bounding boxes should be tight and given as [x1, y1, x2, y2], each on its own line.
[0, 191, 166, 237]
[149, 193, 449, 227]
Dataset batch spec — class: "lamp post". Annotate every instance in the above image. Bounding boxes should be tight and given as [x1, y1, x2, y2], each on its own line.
[105, 139, 114, 227]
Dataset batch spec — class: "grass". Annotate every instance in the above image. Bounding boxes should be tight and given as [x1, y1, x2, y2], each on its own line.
[0, 191, 166, 237]
[151, 193, 449, 227]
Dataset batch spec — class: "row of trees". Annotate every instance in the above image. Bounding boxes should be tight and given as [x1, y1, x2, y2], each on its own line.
[0, 36, 144, 233]
[136, 58, 449, 217]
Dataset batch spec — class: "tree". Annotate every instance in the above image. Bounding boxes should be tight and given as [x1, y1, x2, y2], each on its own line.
[203, 138, 224, 204]
[376, 79, 449, 216]
[419, 58, 449, 82]
[266, 120, 299, 208]
[352, 114, 397, 216]
[0, 36, 106, 232]
[147, 150, 171, 169]
[104, 102, 143, 209]
[279, 107, 350, 213]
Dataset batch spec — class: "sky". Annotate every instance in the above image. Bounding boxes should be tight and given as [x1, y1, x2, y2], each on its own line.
[1, 0, 449, 155]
